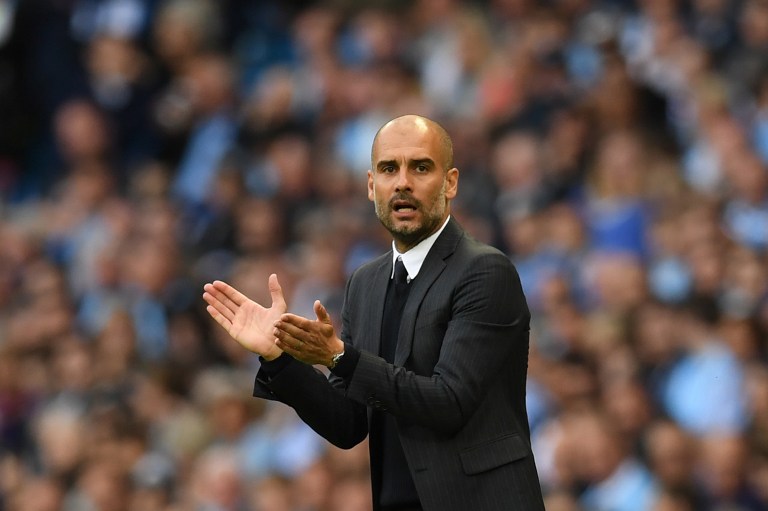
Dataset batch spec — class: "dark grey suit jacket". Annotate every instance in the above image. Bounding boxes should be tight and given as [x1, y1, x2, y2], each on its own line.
[253, 218, 545, 510]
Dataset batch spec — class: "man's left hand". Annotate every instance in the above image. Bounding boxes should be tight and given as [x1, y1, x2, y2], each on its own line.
[273, 300, 344, 367]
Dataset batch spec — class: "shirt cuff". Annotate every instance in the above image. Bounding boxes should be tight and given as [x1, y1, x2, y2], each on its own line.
[329, 343, 360, 379]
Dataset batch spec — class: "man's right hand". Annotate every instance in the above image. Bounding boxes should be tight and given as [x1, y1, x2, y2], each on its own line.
[203, 274, 286, 360]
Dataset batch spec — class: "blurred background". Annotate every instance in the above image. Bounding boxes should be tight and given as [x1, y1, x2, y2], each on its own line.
[0, 0, 767, 510]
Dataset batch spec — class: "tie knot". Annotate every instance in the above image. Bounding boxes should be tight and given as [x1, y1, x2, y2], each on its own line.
[394, 258, 409, 285]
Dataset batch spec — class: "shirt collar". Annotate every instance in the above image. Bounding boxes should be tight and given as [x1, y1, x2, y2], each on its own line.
[391, 216, 451, 282]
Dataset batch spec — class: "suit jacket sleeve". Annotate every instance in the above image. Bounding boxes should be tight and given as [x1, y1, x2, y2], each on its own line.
[252, 276, 369, 449]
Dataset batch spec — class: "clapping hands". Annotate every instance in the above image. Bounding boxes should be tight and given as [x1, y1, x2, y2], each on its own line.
[203, 276, 344, 367]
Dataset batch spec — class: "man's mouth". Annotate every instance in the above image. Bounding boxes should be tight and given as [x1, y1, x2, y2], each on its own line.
[391, 199, 418, 214]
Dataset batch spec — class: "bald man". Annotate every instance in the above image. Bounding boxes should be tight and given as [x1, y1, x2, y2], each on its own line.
[203, 115, 545, 510]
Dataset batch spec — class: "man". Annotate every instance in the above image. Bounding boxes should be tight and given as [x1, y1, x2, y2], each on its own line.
[203, 115, 545, 510]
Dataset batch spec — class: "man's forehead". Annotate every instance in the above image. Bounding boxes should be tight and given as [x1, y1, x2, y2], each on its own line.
[370, 114, 454, 169]
[373, 123, 439, 155]
[372, 145, 440, 166]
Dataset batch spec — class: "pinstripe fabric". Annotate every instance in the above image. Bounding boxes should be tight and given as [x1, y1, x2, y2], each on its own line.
[254, 219, 545, 510]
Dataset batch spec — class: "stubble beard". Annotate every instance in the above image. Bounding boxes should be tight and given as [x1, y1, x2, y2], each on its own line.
[374, 182, 447, 250]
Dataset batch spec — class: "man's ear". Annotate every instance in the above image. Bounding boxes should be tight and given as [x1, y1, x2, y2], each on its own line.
[367, 170, 375, 201]
[445, 168, 459, 199]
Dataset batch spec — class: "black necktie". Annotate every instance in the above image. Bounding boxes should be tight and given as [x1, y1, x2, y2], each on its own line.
[377, 257, 420, 506]
[381, 257, 410, 362]
[394, 257, 409, 287]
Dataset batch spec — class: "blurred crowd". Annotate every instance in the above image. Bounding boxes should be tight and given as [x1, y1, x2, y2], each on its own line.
[0, 0, 767, 510]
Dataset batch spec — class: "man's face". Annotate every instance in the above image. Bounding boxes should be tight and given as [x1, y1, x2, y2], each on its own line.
[368, 118, 458, 252]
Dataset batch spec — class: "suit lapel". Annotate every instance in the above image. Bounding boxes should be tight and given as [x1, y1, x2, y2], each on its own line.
[394, 219, 464, 366]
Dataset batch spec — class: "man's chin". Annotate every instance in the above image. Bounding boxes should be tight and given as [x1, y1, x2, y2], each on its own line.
[379, 214, 435, 246]
[388, 219, 421, 236]
[390, 224, 430, 247]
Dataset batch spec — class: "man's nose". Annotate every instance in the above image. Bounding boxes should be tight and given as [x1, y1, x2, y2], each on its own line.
[395, 168, 412, 191]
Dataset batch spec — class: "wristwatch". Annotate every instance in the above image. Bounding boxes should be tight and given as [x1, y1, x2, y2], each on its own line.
[329, 349, 345, 369]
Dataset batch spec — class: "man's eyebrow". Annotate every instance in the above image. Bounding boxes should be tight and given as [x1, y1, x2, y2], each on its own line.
[411, 158, 436, 167]
[375, 159, 398, 169]
[374, 157, 438, 170]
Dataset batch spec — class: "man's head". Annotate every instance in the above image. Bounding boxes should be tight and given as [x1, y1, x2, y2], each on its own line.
[368, 115, 459, 252]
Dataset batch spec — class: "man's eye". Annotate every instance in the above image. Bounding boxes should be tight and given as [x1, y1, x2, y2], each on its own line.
[416, 165, 428, 172]
[383, 166, 395, 173]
